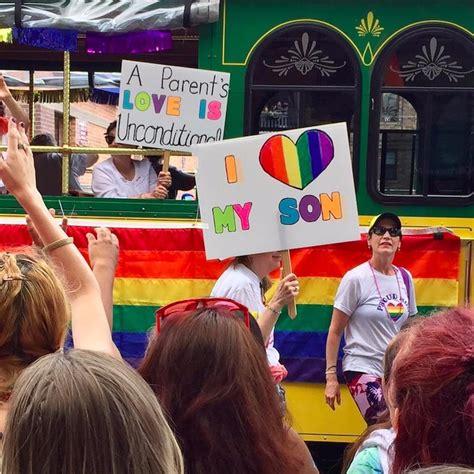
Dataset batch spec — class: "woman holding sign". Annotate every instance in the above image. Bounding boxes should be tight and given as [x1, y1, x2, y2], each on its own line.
[92, 120, 170, 199]
[324, 213, 417, 425]
[211, 252, 299, 389]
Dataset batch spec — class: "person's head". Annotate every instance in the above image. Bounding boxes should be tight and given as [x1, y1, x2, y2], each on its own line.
[104, 120, 117, 146]
[139, 303, 301, 474]
[104, 119, 134, 158]
[388, 308, 473, 473]
[367, 212, 402, 258]
[235, 252, 281, 278]
[30, 133, 57, 147]
[0, 252, 69, 399]
[30, 134, 62, 195]
[2, 350, 184, 474]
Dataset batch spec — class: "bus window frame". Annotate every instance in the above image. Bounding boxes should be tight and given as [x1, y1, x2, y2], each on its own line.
[367, 25, 474, 207]
[244, 22, 362, 190]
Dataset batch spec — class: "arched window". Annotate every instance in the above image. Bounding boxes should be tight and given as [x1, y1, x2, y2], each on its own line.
[245, 24, 361, 176]
[369, 27, 474, 204]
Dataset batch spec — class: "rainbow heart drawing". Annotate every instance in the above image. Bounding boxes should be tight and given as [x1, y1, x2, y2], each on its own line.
[259, 129, 335, 190]
[386, 302, 404, 322]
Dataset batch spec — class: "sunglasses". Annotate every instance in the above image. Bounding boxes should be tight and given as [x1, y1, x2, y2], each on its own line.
[155, 297, 250, 334]
[371, 226, 402, 237]
[104, 134, 115, 145]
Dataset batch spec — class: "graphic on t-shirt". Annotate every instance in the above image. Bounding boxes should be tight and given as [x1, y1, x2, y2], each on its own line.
[386, 302, 404, 322]
[377, 294, 407, 322]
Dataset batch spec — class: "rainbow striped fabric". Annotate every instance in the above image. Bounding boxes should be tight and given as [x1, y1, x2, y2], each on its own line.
[260, 130, 334, 189]
[0, 223, 460, 383]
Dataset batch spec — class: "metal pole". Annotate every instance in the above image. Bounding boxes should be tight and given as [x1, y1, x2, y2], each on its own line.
[62, 51, 71, 195]
[28, 70, 35, 140]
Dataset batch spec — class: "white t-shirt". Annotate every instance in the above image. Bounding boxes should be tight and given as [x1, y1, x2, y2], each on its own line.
[211, 263, 280, 366]
[334, 262, 417, 376]
[92, 158, 157, 198]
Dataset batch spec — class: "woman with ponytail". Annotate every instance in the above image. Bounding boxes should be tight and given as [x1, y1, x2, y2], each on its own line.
[0, 119, 120, 464]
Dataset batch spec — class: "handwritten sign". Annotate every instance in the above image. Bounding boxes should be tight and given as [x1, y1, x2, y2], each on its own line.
[116, 60, 230, 152]
[194, 123, 360, 260]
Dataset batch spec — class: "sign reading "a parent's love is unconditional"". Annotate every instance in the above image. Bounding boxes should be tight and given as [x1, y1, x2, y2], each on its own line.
[116, 60, 230, 152]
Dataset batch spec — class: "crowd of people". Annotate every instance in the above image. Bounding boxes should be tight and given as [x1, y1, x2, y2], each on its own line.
[0, 114, 472, 473]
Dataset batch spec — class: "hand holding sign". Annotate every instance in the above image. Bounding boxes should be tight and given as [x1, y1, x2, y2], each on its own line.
[269, 270, 299, 315]
[281, 250, 297, 318]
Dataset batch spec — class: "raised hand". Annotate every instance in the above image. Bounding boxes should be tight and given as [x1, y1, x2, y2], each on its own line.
[0, 76, 30, 130]
[86, 227, 119, 270]
[0, 119, 35, 201]
[0, 73, 10, 101]
[268, 273, 300, 311]
[26, 208, 68, 248]
[86, 227, 119, 331]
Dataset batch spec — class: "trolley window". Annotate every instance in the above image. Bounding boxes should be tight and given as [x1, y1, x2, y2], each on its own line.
[368, 27, 474, 204]
[245, 24, 361, 184]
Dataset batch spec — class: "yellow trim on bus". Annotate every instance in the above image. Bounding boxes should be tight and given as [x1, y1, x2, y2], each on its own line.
[283, 383, 365, 443]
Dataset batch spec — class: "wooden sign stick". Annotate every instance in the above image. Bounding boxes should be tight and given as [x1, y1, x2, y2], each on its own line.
[281, 250, 297, 319]
[162, 150, 171, 173]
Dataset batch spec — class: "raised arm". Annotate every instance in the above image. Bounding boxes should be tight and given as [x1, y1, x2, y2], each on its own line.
[87, 227, 119, 330]
[0, 74, 29, 132]
[0, 118, 119, 357]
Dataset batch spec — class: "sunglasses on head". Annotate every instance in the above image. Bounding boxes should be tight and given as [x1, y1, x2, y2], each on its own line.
[104, 134, 115, 145]
[371, 226, 402, 237]
[155, 297, 250, 334]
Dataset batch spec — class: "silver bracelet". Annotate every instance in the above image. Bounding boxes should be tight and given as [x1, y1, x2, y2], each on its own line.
[266, 305, 281, 316]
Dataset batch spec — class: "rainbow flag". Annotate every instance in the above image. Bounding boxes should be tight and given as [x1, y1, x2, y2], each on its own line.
[0, 222, 460, 382]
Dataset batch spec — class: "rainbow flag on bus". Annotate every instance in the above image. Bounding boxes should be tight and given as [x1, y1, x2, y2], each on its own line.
[0, 222, 460, 383]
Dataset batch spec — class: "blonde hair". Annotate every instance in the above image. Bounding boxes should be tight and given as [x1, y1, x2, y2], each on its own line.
[3, 350, 184, 474]
[0, 252, 69, 398]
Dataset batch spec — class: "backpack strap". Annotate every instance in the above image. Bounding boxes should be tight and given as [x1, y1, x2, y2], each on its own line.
[398, 267, 411, 309]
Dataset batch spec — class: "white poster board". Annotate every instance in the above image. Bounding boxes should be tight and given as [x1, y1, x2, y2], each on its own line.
[116, 60, 230, 152]
[194, 123, 360, 260]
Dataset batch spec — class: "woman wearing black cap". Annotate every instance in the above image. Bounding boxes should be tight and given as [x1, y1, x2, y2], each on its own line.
[324, 213, 417, 425]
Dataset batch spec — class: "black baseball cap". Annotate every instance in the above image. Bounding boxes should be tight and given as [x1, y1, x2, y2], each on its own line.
[368, 213, 402, 234]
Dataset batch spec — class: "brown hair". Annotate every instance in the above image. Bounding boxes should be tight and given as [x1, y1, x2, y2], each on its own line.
[0, 252, 69, 398]
[106, 120, 117, 136]
[2, 350, 184, 474]
[139, 308, 302, 474]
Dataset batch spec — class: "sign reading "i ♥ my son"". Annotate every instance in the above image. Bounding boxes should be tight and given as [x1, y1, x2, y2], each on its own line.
[194, 123, 360, 260]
